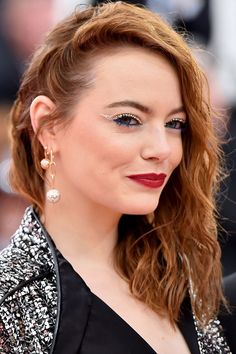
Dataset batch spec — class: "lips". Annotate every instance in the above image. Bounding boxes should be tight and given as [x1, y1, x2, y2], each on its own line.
[128, 173, 167, 188]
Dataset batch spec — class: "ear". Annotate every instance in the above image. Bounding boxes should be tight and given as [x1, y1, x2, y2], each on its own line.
[30, 95, 57, 150]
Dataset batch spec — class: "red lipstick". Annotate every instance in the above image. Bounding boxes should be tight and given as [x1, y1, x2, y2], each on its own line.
[128, 173, 167, 188]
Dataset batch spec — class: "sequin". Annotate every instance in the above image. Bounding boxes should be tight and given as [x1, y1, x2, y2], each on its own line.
[0, 207, 57, 353]
[194, 315, 232, 353]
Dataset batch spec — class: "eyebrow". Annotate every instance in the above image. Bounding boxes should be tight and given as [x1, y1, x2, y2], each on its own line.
[105, 100, 151, 114]
[105, 100, 186, 117]
[167, 106, 186, 117]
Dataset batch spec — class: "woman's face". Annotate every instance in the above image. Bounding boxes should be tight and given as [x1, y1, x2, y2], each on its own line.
[53, 47, 186, 215]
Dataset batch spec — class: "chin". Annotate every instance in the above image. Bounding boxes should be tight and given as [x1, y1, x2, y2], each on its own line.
[122, 201, 160, 216]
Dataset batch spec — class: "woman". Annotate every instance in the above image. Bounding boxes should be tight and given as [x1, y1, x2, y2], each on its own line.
[0, 2, 232, 353]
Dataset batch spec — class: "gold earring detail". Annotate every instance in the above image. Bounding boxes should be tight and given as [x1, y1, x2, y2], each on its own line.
[40, 147, 61, 203]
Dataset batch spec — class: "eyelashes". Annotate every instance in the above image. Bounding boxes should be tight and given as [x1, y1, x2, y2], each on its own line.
[101, 113, 142, 127]
[101, 113, 187, 130]
[165, 118, 187, 131]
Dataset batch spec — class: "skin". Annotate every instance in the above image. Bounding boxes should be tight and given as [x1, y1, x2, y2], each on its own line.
[30, 46, 190, 354]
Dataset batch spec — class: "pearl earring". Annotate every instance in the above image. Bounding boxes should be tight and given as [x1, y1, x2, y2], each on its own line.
[40, 147, 61, 203]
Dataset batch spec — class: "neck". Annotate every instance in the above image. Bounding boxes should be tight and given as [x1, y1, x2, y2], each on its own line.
[43, 195, 122, 267]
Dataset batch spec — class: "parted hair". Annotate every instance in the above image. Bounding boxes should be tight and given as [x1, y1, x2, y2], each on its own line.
[10, 1, 225, 326]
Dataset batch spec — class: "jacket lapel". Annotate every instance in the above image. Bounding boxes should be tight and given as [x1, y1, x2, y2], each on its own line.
[178, 297, 200, 354]
[52, 248, 92, 354]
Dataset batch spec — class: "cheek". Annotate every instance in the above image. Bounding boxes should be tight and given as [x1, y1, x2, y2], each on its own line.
[73, 123, 136, 168]
[92, 145, 135, 181]
[170, 138, 183, 169]
[61, 125, 133, 177]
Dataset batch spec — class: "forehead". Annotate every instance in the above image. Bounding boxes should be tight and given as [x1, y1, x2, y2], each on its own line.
[87, 46, 182, 110]
[93, 46, 177, 78]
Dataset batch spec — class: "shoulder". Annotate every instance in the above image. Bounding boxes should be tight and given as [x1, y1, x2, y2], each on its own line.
[219, 273, 236, 352]
[0, 241, 26, 300]
[0, 207, 58, 352]
[0, 206, 55, 302]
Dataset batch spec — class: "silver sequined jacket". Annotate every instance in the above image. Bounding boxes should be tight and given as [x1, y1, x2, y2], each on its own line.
[0, 207, 232, 354]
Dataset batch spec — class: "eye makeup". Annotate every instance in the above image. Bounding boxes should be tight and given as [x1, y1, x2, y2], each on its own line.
[100, 113, 142, 127]
[100, 113, 187, 130]
[165, 118, 187, 131]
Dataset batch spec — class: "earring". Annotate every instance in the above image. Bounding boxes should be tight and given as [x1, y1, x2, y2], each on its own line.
[40, 147, 61, 203]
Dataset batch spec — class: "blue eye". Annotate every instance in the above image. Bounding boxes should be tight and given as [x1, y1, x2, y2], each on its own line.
[113, 113, 142, 127]
[165, 118, 186, 131]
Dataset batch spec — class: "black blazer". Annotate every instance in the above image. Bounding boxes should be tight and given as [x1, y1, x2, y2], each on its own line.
[220, 273, 236, 352]
[0, 207, 232, 353]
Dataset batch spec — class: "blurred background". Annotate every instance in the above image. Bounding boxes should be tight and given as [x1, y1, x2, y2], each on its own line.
[0, 0, 235, 275]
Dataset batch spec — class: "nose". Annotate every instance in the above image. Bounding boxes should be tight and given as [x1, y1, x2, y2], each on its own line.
[140, 126, 171, 162]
